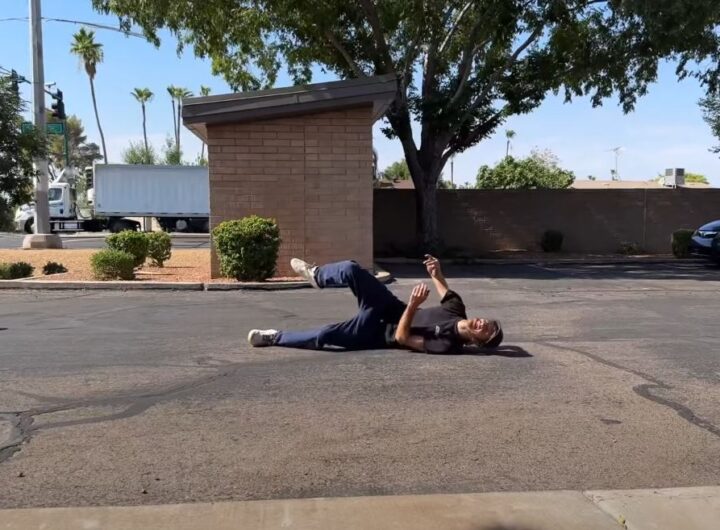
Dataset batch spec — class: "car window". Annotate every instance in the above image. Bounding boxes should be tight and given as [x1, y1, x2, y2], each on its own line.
[700, 221, 720, 232]
[48, 188, 62, 201]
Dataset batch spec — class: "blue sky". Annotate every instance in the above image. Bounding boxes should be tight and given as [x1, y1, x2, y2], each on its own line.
[1, 0, 718, 186]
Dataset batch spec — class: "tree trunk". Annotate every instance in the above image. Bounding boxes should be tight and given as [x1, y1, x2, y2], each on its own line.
[142, 103, 148, 153]
[413, 171, 441, 255]
[387, 96, 445, 255]
[171, 100, 177, 148]
[200, 142, 206, 160]
[90, 77, 108, 164]
[176, 101, 181, 152]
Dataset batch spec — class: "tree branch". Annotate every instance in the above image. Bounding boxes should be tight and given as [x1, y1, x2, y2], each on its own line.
[442, 107, 506, 164]
[453, 26, 543, 134]
[438, 0, 474, 55]
[447, 26, 491, 109]
[324, 31, 367, 78]
[401, 39, 422, 89]
[359, 0, 394, 71]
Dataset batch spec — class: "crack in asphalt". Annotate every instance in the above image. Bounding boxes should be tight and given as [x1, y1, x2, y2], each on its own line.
[0, 352, 331, 464]
[0, 365, 240, 464]
[544, 342, 720, 439]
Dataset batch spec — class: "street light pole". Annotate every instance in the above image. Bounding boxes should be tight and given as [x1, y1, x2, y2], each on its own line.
[23, 0, 62, 249]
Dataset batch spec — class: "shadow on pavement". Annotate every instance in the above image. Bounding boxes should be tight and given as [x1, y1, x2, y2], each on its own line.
[461, 345, 532, 358]
[381, 261, 719, 282]
[475, 525, 541, 530]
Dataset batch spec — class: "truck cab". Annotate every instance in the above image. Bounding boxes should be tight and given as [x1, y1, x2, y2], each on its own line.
[48, 183, 76, 220]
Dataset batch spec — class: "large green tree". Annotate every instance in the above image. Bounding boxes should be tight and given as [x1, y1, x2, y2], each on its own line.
[71, 28, 108, 164]
[93, 0, 720, 250]
[476, 149, 574, 189]
[700, 94, 720, 155]
[382, 159, 411, 181]
[48, 115, 103, 170]
[0, 76, 45, 216]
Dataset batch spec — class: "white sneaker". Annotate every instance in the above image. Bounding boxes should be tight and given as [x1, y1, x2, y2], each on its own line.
[248, 329, 279, 347]
[290, 258, 319, 288]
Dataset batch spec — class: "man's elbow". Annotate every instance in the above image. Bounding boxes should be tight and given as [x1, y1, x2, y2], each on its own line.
[394, 332, 407, 345]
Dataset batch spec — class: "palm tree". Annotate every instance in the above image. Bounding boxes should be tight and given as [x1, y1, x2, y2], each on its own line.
[174, 87, 193, 153]
[166, 86, 193, 153]
[199, 85, 211, 160]
[166, 85, 179, 147]
[71, 28, 107, 164]
[131, 88, 154, 153]
[505, 129, 516, 158]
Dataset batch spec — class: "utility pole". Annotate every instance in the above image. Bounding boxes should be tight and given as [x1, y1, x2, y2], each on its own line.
[23, 0, 62, 249]
[450, 156, 454, 187]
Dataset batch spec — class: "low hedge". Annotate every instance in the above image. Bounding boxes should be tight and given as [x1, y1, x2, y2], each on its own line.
[212, 216, 281, 281]
[0, 261, 34, 280]
[90, 249, 135, 280]
[671, 229, 694, 258]
[106, 230, 149, 267]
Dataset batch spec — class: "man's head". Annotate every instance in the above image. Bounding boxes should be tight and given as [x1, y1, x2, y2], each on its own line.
[460, 318, 503, 348]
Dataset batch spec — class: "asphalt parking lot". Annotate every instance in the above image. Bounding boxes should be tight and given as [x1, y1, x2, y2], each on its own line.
[0, 261, 719, 509]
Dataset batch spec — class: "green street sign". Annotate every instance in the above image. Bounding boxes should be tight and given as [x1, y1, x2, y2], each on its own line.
[46, 122, 65, 135]
[21, 121, 65, 135]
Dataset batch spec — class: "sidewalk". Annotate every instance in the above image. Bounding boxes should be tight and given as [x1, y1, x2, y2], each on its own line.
[2, 486, 718, 530]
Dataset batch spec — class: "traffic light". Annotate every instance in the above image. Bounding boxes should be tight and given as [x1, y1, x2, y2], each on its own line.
[10, 70, 19, 95]
[50, 89, 66, 120]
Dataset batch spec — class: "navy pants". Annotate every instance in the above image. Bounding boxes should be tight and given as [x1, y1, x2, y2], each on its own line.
[275, 260, 406, 350]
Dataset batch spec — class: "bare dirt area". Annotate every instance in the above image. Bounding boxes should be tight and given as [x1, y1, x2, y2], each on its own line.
[0, 248, 305, 283]
[1, 249, 208, 282]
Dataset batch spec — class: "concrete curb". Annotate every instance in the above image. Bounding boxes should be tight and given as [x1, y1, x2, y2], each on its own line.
[377, 256, 706, 266]
[0, 269, 393, 292]
[206, 281, 311, 291]
[2, 487, 719, 530]
[0, 280, 204, 291]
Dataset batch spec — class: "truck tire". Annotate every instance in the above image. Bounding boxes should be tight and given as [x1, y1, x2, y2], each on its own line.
[109, 219, 139, 233]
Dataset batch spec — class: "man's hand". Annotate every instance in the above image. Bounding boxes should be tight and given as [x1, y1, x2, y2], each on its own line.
[409, 283, 430, 308]
[424, 255, 449, 299]
[423, 255, 443, 279]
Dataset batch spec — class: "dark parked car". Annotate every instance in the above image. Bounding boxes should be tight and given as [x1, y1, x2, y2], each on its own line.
[690, 220, 720, 255]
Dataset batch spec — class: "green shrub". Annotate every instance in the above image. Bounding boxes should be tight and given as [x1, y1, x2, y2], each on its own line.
[106, 230, 149, 267]
[90, 250, 135, 280]
[147, 231, 172, 267]
[42, 261, 68, 275]
[671, 229, 694, 258]
[618, 241, 642, 255]
[0, 261, 35, 279]
[212, 216, 281, 281]
[541, 230, 563, 252]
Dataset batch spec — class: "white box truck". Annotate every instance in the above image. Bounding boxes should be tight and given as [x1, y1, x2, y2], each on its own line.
[15, 164, 210, 233]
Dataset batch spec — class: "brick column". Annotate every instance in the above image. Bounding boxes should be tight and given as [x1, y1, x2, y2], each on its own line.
[207, 105, 374, 278]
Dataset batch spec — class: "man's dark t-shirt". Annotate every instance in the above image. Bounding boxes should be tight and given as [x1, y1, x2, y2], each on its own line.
[385, 290, 467, 354]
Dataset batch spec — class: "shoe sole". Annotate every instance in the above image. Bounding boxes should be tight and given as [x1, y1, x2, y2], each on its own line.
[248, 330, 265, 347]
[290, 258, 318, 288]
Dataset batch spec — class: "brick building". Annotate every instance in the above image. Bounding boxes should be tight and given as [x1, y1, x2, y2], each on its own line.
[183, 75, 397, 277]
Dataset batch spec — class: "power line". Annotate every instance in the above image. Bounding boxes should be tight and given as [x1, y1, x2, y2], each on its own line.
[0, 17, 147, 38]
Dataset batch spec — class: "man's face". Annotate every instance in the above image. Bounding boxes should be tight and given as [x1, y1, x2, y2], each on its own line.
[468, 318, 497, 344]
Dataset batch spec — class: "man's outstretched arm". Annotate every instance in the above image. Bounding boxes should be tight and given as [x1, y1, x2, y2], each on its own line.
[424, 255, 449, 299]
[394, 283, 428, 352]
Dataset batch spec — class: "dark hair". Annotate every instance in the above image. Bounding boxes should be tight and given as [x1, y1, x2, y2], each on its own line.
[483, 321, 503, 348]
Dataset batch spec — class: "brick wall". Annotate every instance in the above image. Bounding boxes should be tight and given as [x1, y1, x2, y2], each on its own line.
[207, 106, 374, 277]
[374, 189, 720, 256]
